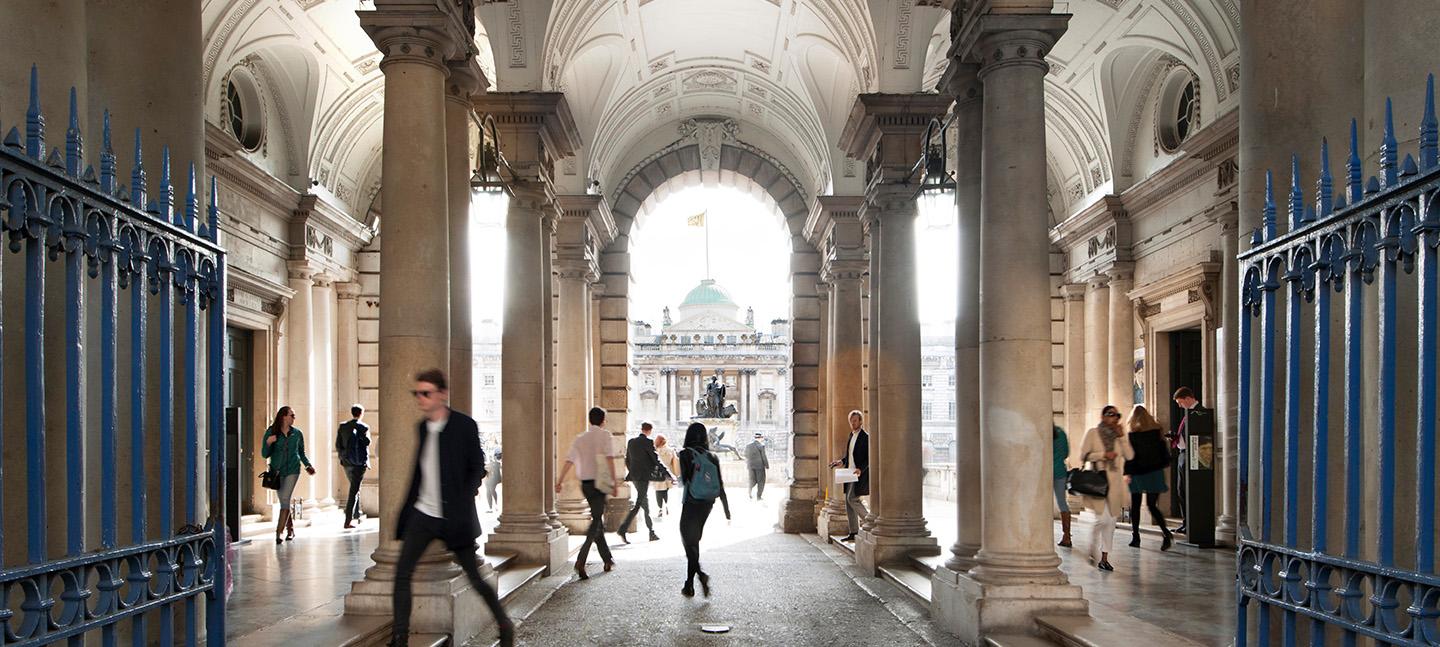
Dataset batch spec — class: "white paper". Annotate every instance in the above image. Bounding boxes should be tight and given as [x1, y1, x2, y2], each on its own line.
[834, 468, 859, 484]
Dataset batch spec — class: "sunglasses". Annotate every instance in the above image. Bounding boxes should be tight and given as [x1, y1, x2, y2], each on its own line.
[1103, 411, 1120, 418]
[411, 389, 436, 399]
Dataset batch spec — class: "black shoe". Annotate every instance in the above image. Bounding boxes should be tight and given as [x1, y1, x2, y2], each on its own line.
[574, 563, 588, 580]
[388, 638, 409, 647]
[681, 583, 695, 597]
[1097, 560, 1114, 572]
[497, 622, 515, 647]
[618, 530, 630, 545]
[698, 572, 711, 597]
[603, 560, 615, 573]
[1175, 525, 1187, 535]
[840, 534, 856, 542]
[1128, 534, 1141, 548]
[649, 532, 660, 542]
[1161, 533, 1173, 551]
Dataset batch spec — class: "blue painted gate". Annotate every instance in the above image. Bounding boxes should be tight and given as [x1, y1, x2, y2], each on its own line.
[1236, 76, 1440, 645]
[0, 68, 227, 645]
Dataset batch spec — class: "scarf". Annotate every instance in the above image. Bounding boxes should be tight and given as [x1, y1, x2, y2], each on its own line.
[1098, 424, 1119, 453]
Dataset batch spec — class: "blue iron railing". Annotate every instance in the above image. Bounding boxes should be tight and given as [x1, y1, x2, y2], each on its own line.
[0, 66, 227, 645]
[1236, 75, 1440, 646]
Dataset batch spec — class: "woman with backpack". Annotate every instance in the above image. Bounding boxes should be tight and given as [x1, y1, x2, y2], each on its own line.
[678, 422, 731, 597]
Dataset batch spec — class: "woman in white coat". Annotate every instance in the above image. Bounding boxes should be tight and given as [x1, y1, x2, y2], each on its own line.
[1078, 405, 1133, 571]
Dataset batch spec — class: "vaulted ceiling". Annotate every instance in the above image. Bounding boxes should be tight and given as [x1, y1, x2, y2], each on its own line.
[200, 0, 1239, 226]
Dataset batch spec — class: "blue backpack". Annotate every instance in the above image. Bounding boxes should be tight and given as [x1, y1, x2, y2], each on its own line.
[686, 449, 722, 501]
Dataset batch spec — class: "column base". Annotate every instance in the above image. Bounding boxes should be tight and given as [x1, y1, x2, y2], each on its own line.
[816, 499, 851, 538]
[484, 524, 569, 575]
[930, 566, 1088, 644]
[778, 495, 818, 533]
[1216, 514, 1237, 546]
[854, 529, 940, 574]
[345, 547, 499, 644]
[603, 497, 629, 531]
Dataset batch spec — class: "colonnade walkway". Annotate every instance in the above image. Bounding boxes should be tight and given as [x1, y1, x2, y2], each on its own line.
[224, 492, 1235, 645]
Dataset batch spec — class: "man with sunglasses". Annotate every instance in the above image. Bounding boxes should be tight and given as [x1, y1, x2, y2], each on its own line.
[390, 369, 513, 647]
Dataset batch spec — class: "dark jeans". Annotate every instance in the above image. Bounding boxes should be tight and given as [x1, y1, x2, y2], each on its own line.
[748, 468, 766, 499]
[342, 465, 365, 524]
[679, 497, 715, 583]
[618, 480, 653, 534]
[577, 480, 612, 566]
[392, 510, 508, 643]
[655, 488, 670, 511]
[484, 479, 500, 511]
[1171, 449, 1188, 525]
[1129, 491, 1170, 536]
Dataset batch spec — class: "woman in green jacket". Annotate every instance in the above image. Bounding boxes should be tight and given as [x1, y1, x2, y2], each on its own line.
[262, 406, 315, 544]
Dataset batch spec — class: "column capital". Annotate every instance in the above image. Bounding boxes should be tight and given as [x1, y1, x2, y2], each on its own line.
[822, 259, 868, 283]
[940, 61, 983, 107]
[838, 93, 953, 183]
[1060, 283, 1087, 301]
[336, 282, 363, 299]
[311, 273, 336, 288]
[360, 13, 464, 73]
[445, 58, 487, 105]
[953, 14, 1070, 81]
[1106, 263, 1135, 284]
[473, 92, 582, 185]
[286, 260, 317, 282]
[1086, 274, 1110, 290]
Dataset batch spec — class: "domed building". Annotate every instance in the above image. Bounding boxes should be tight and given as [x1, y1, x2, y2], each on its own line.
[629, 279, 792, 468]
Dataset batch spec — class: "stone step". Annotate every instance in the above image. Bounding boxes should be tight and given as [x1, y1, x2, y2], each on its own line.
[877, 563, 932, 606]
[497, 564, 546, 601]
[1036, 608, 1207, 647]
[985, 633, 1059, 647]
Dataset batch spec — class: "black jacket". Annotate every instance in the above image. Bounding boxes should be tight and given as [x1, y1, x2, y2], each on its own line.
[841, 429, 870, 496]
[395, 410, 487, 548]
[623, 434, 666, 482]
[1171, 404, 1215, 449]
[1124, 429, 1169, 476]
[335, 419, 371, 468]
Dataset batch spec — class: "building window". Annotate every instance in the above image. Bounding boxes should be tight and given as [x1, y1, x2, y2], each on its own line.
[223, 68, 264, 152]
[947, 402, 956, 421]
[484, 399, 497, 415]
[761, 396, 776, 421]
[922, 402, 933, 421]
[921, 374, 933, 388]
[1157, 68, 1200, 153]
[483, 374, 496, 387]
[948, 375, 956, 387]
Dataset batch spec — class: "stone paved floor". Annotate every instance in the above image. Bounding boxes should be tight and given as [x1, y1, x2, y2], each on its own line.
[505, 488, 937, 647]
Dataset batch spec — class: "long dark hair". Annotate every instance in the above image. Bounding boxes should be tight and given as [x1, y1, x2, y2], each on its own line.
[270, 406, 293, 434]
[682, 422, 709, 450]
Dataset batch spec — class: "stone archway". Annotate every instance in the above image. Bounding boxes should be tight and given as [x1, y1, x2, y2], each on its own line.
[597, 128, 823, 533]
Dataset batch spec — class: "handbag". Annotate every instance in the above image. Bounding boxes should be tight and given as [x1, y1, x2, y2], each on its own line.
[649, 460, 672, 483]
[1067, 463, 1109, 498]
[259, 470, 280, 490]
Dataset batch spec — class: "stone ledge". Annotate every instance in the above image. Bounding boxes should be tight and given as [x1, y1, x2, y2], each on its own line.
[1036, 605, 1206, 647]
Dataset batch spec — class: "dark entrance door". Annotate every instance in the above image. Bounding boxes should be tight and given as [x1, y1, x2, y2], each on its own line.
[1166, 329, 1214, 545]
[224, 327, 254, 542]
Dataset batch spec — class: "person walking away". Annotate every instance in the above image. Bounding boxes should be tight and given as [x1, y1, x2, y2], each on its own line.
[653, 435, 678, 517]
[618, 421, 670, 543]
[1079, 405, 1133, 571]
[555, 407, 619, 579]
[261, 406, 315, 545]
[744, 432, 769, 500]
[1123, 404, 1174, 550]
[1053, 424, 1073, 548]
[828, 410, 869, 542]
[678, 422, 731, 597]
[335, 404, 370, 529]
[484, 450, 502, 513]
[1169, 386, 1211, 535]
[389, 369, 512, 647]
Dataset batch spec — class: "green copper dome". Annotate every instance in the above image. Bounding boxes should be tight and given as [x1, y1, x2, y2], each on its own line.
[680, 279, 736, 307]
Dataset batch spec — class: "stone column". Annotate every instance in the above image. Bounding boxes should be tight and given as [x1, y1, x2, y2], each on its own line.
[838, 94, 951, 569]
[472, 92, 579, 572]
[942, 15, 1087, 642]
[1106, 268, 1134, 409]
[335, 282, 361, 504]
[818, 267, 866, 536]
[311, 276, 337, 508]
[347, 16, 493, 641]
[445, 65, 479, 413]
[939, 62, 984, 581]
[1215, 217, 1240, 544]
[814, 282, 830, 524]
[780, 239, 823, 533]
[1060, 285, 1088, 451]
[862, 254, 881, 534]
[553, 198, 600, 533]
[691, 369, 701, 416]
[285, 262, 317, 506]
[1083, 277, 1110, 419]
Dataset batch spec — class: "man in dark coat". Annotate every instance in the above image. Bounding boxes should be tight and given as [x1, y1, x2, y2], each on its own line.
[1170, 386, 1212, 534]
[618, 421, 668, 543]
[745, 432, 770, 500]
[829, 410, 870, 542]
[390, 369, 511, 647]
[335, 404, 370, 529]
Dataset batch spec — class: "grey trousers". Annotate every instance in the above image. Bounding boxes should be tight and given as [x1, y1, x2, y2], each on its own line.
[845, 486, 868, 535]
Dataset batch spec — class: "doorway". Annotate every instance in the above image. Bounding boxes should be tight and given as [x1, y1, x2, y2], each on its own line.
[224, 327, 255, 533]
[1165, 329, 1202, 517]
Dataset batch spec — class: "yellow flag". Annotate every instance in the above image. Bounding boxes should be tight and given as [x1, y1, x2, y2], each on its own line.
[686, 211, 706, 227]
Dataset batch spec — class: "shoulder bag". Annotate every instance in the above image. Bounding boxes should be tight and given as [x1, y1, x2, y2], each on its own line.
[1067, 462, 1109, 498]
[259, 469, 280, 490]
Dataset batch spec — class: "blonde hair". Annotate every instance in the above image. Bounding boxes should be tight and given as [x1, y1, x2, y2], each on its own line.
[1125, 404, 1163, 433]
[654, 434, 667, 448]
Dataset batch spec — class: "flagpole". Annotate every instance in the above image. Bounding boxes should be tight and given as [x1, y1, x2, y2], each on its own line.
[704, 209, 711, 279]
